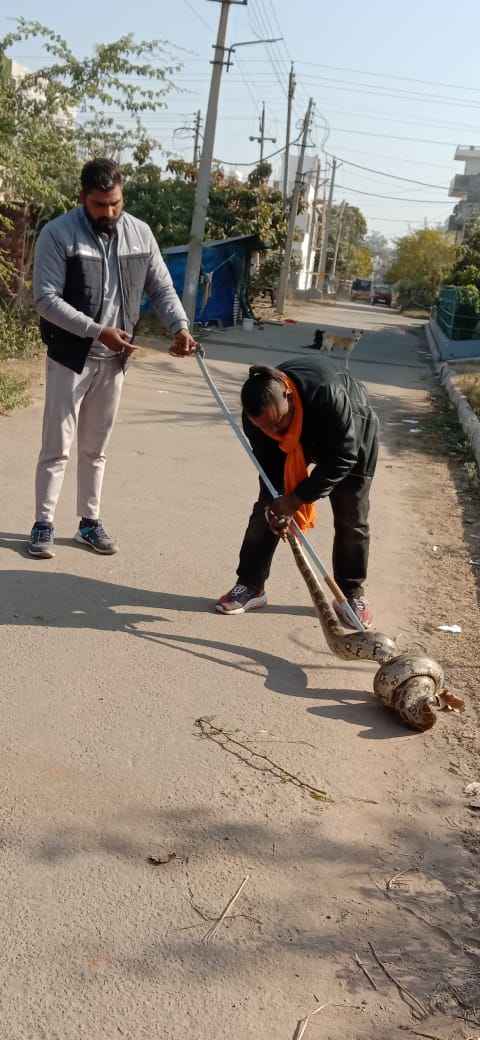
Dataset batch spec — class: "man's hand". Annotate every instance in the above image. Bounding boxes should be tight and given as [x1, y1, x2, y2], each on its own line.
[99, 327, 137, 358]
[168, 329, 197, 357]
[266, 493, 303, 540]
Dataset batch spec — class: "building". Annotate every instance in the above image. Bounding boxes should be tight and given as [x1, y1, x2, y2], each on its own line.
[447, 145, 480, 238]
[281, 155, 321, 290]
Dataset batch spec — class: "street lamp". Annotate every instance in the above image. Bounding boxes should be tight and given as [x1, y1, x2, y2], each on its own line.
[225, 37, 282, 69]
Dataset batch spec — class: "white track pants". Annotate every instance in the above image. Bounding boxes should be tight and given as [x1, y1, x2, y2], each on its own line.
[35, 355, 125, 523]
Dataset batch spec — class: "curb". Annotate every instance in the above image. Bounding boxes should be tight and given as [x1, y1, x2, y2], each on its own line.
[426, 322, 480, 476]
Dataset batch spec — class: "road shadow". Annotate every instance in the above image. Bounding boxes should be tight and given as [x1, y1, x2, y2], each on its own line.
[0, 562, 406, 739]
[25, 799, 480, 1032]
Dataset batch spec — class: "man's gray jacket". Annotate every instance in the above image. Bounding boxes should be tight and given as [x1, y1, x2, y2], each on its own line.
[33, 206, 189, 374]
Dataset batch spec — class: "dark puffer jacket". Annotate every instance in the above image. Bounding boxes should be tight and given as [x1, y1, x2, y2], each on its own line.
[242, 354, 379, 502]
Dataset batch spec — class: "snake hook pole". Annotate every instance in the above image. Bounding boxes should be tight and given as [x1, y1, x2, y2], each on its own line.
[193, 344, 365, 633]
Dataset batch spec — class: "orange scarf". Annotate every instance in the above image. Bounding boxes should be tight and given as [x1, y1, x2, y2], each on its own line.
[272, 377, 316, 532]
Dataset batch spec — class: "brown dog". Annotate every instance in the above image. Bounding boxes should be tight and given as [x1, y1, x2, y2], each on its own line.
[314, 328, 363, 368]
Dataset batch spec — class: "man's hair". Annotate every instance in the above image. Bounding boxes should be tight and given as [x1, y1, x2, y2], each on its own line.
[241, 364, 286, 417]
[80, 158, 123, 195]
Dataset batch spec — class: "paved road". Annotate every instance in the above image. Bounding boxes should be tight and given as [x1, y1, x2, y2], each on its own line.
[0, 301, 474, 1039]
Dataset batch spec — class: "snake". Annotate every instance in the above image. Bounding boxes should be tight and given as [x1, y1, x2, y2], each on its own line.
[287, 530, 464, 731]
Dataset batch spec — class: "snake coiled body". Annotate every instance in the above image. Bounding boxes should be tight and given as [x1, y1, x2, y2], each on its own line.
[287, 531, 464, 731]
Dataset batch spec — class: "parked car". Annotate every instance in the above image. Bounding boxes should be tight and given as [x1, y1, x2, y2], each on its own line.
[372, 284, 393, 307]
[350, 278, 373, 302]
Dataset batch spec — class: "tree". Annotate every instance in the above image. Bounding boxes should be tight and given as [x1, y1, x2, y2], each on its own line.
[125, 162, 194, 246]
[0, 19, 182, 304]
[319, 204, 368, 279]
[124, 159, 289, 253]
[364, 231, 394, 279]
[350, 247, 373, 278]
[448, 215, 480, 289]
[385, 227, 456, 310]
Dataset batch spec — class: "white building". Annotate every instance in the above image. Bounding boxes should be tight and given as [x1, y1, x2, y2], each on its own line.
[281, 154, 321, 290]
[447, 145, 480, 237]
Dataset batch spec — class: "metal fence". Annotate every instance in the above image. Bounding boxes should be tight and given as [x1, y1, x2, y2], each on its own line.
[436, 287, 480, 341]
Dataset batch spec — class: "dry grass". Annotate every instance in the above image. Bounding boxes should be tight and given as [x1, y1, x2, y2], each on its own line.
[401, 308, 430, 319]
[0, 370, 31, 414]
[451, 363, 480, 420]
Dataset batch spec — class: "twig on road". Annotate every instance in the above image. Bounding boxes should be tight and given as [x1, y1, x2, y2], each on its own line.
[368, 941, 428, 1018]
[354, 952, 382, 992]
[195, 716, 332, 802]
[201, 875, 250, 943]
[292, 1002, 361, 1039]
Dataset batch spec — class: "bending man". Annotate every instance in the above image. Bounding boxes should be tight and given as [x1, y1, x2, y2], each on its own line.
[216, 355, 379, 627]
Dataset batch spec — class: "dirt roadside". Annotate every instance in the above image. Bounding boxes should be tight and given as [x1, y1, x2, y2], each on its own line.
[0, 310, 479, 1040]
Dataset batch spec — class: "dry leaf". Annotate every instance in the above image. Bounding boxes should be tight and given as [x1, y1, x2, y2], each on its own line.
[147, 852, 177, 866]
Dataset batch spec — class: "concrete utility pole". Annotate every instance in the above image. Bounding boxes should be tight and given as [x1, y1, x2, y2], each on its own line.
[305, 157, 321, 288]
[182, 0, 247, 327]
[316, 156, 337, 295]
[344, 212, 355, 282]
[249, 101, 276, 162]
[193, 110, 202, 166]
[315, 177, 327, 286]
[275, 97, 315, 316]
[329, 199, 346, 282]
[282, 63, 296, 203]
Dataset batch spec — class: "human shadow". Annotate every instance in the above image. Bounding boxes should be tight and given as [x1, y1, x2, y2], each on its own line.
[0, 563, 405, 737]
[120, 627, 408, 740]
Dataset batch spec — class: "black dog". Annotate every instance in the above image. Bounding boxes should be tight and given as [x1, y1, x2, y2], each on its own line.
[306, 328, 324, 349]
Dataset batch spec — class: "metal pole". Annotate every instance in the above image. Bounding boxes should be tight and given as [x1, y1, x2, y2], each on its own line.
[182, 0, 232, 327]
[193, 109, 202, 166]
[249, 100, 276, 161]
[317, 157, 337, 296]
[275, 97, 314, 316]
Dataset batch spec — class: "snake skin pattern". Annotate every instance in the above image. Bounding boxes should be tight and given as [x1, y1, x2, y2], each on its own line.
[287, 531, 464, 731]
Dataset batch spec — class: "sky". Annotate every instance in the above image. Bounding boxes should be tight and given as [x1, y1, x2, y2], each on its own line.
[3, 0, 480, 244]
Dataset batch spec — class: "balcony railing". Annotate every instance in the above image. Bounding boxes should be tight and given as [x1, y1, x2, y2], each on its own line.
[449, 174, 469, 198]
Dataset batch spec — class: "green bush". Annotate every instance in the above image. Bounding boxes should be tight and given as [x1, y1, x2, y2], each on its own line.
[442, 284, 480, 339]
[249, 253, 301, 304]
[395, 281, 436, 311]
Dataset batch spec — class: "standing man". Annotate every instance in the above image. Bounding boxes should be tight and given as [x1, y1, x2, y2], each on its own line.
[29, 157, 195, 559]
[216, 356, 379, 627]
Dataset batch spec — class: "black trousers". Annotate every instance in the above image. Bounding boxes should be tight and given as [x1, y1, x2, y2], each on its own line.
[236, 469, 375, 598]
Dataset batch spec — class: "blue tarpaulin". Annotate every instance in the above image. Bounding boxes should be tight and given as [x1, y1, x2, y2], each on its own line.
[142, 234, 266, 326]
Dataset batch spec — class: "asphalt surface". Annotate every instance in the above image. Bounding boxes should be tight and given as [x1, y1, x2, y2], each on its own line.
[0, 300, 472, 1039]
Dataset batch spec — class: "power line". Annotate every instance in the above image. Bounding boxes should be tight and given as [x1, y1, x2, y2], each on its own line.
[295, 61, 480, 96]
[297, 73, 480, 110]
[326, 124, 461, 147]
[339, 184, 451, 203]
[180, 0, 216, 31]
[326, 153, 447, 189]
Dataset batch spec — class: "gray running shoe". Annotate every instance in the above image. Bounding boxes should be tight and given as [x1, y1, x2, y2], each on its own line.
[28, 523, 55, 559]
[74, 520, 119, 555]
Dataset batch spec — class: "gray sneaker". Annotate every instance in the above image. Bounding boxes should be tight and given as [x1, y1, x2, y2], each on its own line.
[74, 520, 119, 555]
[29, 523, 55, 558]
